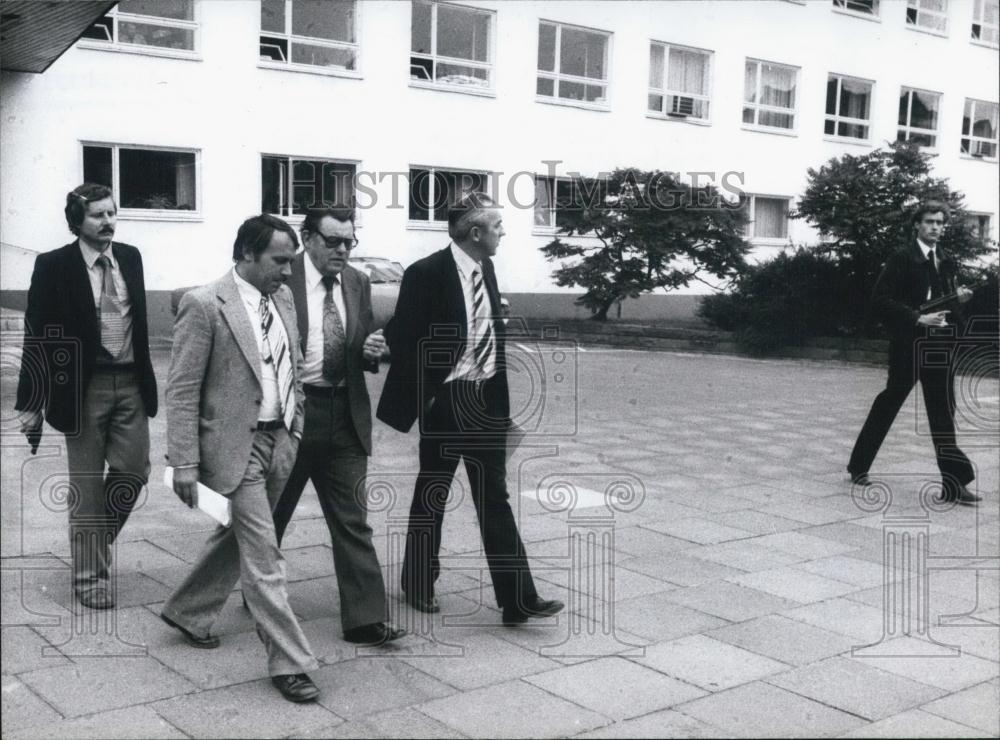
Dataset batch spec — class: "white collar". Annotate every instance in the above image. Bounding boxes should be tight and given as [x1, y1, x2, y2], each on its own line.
[916, 239, 936, 260]
[450, 242, 481, 279]
[79, 240, 116, 270]
[232, 266, 264, 306]
[303, 251, 340, 291]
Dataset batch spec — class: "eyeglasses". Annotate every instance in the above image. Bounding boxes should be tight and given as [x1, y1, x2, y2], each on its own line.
[315, 234, 358, 250]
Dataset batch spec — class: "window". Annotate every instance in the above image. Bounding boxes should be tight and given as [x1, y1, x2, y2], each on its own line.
[833, 0, 880, 17]
[906, 0, 948, 33]
[741, 196, 791, 241]
[648, 42, 711, 122]
[261, 156, 356, 217]
[972, 0, 999, 45]
[410, 1, 494, 91]
[408, 167, 488, 223]
[536, 21, 611, 107]
[961, 99, 999, 159]
[964, 213, 993, 243]
[83, 144, 197, 213]
[897, 87, 941, 148]
[80, 0, 196, 53]
[260, 0, 358, 72]
[743, 59, 797, 131]
[825, 74, 873, 140]
[533, 176, 596, 230]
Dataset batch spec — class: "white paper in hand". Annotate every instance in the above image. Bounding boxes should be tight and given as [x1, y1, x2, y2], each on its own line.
[163, 467, 232, 527]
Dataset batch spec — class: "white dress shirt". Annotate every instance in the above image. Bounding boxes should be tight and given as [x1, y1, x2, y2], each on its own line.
[232, 268, 289, 422]
[445, 242, 496, 383]
[300, 253, 347, 387]
[78, 240, 134, 363]
[917, 238, 936, 300]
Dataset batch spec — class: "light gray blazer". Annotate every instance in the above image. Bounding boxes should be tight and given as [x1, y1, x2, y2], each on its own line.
[166, 270, 304, 495]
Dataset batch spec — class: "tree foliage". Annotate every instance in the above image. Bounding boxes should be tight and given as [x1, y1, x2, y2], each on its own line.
[539, 168, 750, 320]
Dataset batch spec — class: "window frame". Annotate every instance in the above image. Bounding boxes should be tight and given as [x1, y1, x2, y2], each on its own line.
[80, 141, 202, 221]
[646, 40, 713, 125]
[531, 175, 599, 235]
[971, 0, 1000, 47]
[260, 153, 361, 224]
[258, 0, 362, 79]
[824, 73, 876, 144]
[832, 0, 882, 21]
[960, 98, 1000, 161]
[406, 165, 491, 230]
[905, 0, 949, 36]
[742, 58, 799, 135]
[897, 86, 942, 151]
[535, 19, 613, 112]
[77, 1, 200, 60]
[409, 0, 496, 97]
[963, 212, 994, 244]
[741, 194, 793, 245]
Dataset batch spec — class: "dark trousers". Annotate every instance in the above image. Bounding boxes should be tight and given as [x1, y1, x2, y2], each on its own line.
[271, 389, 386, 631]
[849, 337, 974, 491]
[64, 368, 149, 595]
[401, 379, 537, 609]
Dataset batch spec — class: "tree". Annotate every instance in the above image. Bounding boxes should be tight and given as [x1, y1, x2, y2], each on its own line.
[539, 168, 750, 320]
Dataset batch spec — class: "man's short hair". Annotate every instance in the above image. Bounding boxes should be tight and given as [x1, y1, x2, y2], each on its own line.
[64, 183, 114, 236]
[448, 191, 498, 242]
[232, 214, 299, 262]
[912, 200, 951, 225]
[301, 205, 355, 236]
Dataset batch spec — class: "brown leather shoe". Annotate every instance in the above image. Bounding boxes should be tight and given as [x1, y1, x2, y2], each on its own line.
[77, 587, 115, 610]
[160, 613, 220, 649]
[272, 673, 319, 702]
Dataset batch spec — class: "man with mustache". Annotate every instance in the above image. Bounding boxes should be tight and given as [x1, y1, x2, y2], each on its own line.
[15, 183, 158, 610]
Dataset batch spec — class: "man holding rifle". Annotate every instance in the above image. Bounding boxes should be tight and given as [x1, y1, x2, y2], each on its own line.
[847, 201, 980, 506]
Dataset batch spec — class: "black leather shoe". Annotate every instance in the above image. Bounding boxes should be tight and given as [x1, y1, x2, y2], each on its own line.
[160, 613, 220, 649]
[271, 673, 319, 703]
[849, 471, 870, 486]
[404, 593, 440, 613]
[938, 484, 982, 506]
[77, 587, 115, 610]
[503, 598, 565, 625]
[343, 623, 407, 645]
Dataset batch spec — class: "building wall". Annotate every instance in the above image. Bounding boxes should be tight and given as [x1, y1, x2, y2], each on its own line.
[2, 0, 997, 304]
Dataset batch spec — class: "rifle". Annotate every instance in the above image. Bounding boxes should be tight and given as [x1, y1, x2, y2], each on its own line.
[920, 280, 991, 314]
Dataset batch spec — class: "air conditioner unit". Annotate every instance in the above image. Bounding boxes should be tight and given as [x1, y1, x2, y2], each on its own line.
[668, 96, 695, 117]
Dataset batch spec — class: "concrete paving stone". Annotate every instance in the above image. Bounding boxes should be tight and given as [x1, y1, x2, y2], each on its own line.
[642, 517, 754, 545]
[4, 706, 188, 740]
[713, 484, 805, 508]
[838, 708, 994, 738]
[781, 597, 887, 643]
[525, 655, 707, 720]
[152, 625, 271, 690]
[112, 540, 191, 572]
[932, 623, 1000, 662]
[633, 634, 790, 691]
[417, 679, 608, 738]
[145, 530, 219, 564]
[919, 678, 1000, 736]
[571, 708, 729, 738]
[606, 526, 697, 558]
[766, 656, 946, 721]
[804, 520, 888, 550]
[843, 584, 980, 624]
[676, 680, 867, 738]
[42, 571, 171, 611]
[18, 657, 195, 718]
[612, 591, 729, 642]
[690, 539, 807, 572]
[296, 707, 467, 739]
[399, 630, 561, 690]
[847, 636, 999, 690]
[1, 676, 63, 734]
[617, 551, 747, 587]
[1, 626, 70, 674]
[707, 614, 857, 666]
[29, 605, 161, 659]
[758, 500, 863, 525]
[662, 488, 757, 514]
[286, 575, 342, 622]
[726, 567, 861, 604]
[280, 516, 339, 550]
[491, 611, 649, 665]
[282, 544, 337, 582]
[794, 555, 887, 588]
[311, 656, 456, 720]
[531, 557, 678, 604]
[932, 569, 1000, 607]
[751, 531, 860, 560]
[152, 678, 345, 738]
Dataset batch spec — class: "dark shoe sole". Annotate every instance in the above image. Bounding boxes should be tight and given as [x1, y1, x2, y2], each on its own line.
[343, 627, 407, 645]
[503, 601, 565, 625]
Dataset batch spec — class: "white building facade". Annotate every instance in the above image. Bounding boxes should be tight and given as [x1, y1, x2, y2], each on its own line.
[2, 0, 998, 330]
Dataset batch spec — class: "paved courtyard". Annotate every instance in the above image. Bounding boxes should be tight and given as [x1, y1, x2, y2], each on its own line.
[2, 339, 998, 738]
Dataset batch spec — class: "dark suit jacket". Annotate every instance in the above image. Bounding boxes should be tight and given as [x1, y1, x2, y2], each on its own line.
[376, 245, 509, 433]
[289, 253, 379, 454]
[873, 241, 959, 346]
[15, 241, 158, 434]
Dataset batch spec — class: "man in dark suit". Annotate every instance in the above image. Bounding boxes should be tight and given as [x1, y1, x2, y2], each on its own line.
[15, 183, 158, 610]
[269, 206, 404, 646]
[848, 201, 980, 505]
[376, 192, 563, 624]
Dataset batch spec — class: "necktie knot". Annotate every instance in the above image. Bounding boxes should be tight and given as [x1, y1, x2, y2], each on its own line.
[97, 254, 111, 270]
[322, 275, 338, 292]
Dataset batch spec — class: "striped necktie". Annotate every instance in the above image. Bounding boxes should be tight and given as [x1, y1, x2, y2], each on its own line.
[471, 267, 495, 376]
[96, 254, 125, 359]
[259, 295, 296, 430]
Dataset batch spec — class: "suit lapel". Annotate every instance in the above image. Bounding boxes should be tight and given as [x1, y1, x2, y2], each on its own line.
[271, 288, 298, 381]
[66, 242, 99, 341]
[291, 254, 309, 354]
[443, 248, 467, 341]
[113, 243, 141, 312]
[342, 268, 360, 346]
[217, 272, 263, 387]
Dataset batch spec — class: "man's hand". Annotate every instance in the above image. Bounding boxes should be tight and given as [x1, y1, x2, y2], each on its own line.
[363, 329, 387, 362]
[956, 286, 973, 304]
[172, 466, 199, 508]
[917, 310, 950, 327]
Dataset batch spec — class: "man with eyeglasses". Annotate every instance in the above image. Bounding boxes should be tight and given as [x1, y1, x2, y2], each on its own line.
[266, 206, 404, 646]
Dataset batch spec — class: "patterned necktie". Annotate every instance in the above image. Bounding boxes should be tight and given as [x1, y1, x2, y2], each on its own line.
[927, 248, 942, 299]
[471, 267, 495, 376]
[259, 295, 295, 430]
[322, 275, 347, 386]
[96, 254, 125, 359]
